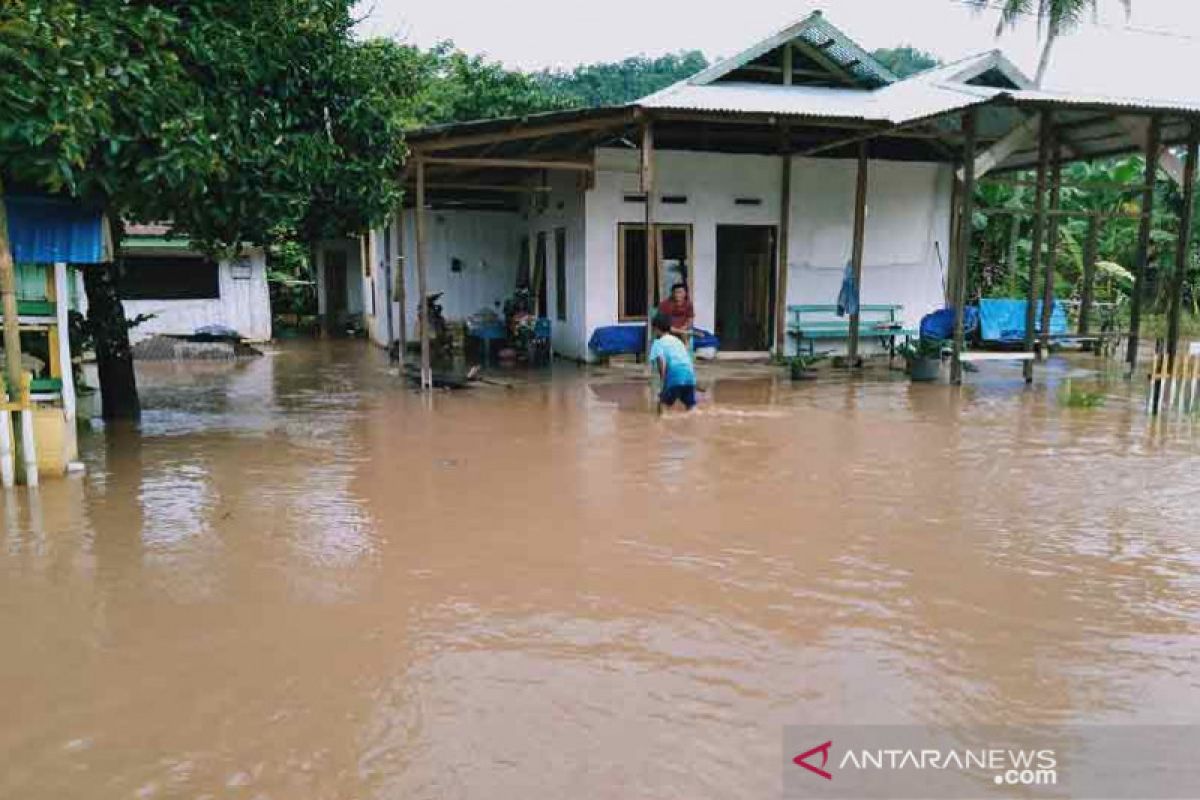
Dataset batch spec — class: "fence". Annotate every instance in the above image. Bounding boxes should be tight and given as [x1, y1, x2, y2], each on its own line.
[1147, 342, 1200, 416]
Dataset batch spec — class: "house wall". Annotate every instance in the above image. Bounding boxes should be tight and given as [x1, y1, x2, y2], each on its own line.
[524, 172, 589, 360]
[92, 248, 272, 343]
[389, 208, 526, 344]
[587, 147, 953, 357]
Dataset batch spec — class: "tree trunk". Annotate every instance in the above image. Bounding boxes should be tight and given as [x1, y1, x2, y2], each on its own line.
[1034, 24, 1059, 88]
[84, 231, 140, 420]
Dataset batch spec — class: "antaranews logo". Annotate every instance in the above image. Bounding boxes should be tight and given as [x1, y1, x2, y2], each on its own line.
[793, 741, 833, 781]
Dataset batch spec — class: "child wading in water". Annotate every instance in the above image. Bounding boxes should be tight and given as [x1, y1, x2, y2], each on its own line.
[650, 312, 697, 413]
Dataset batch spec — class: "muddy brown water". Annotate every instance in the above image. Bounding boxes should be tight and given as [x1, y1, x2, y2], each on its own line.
[1, 342, 1197, 798]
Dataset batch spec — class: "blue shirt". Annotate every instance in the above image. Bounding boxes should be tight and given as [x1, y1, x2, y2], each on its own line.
[649, 334, 695, 388]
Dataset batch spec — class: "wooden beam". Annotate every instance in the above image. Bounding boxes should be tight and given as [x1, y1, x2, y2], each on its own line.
[395, 207, 407, 366]
[420, 156, 592, 172]
[1024, 110, 1052, 383]
[410, 112, 634, 153]
[414, 158, 432, 390]
[846, 141, 869, 366]
[1127, 116, 1161, 372]
[793, 42, 857, 88]
[959, 113, 1039, 181]
[642, 122, 656, 356]
[951, 108, 977, 385]
[776, 127, 793, 353]
[1040, 140, 1063, 356]
[782, 43, 794, 86]
[1167, 122, 1199, 370]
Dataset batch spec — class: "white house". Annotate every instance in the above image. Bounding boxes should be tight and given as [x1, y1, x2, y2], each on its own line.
[84, 224, 272, 343]
[358, 11, 1200, 365]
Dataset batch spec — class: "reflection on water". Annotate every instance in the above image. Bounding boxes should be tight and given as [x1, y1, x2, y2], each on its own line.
[1, 342, 1197, 798]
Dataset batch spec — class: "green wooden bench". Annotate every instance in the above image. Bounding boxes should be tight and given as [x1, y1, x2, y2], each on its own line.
[787, 304, 916, 360]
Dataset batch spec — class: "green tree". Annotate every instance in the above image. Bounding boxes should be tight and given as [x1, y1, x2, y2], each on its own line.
[536, 51, 710, 107]
[871, 46, 940, 79]
[0, 0, 408, 418]
[972, 0, 1131, 85]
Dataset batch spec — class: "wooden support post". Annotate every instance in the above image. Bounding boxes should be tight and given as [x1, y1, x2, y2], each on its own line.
[0, 408, 12, 488]
[1167, 122, 1199, 371]
[1078, 217, 1100, 338]
[1024, 110, 1053, 384]
[415, 158, 432, 390]
[951, 109, 977, 385]
[846, 141, 869, 367]
[1127, 116, 1161, 372]
[782, 44, 794, 86]
[0, 177, 23, 410]
[641, 121, 656, 355]
[19, 374, 36, 488]
[775, 128, 793, 354]
[395, 208, 407, 364]
[946, 177, 961, 306]
[1040, 142, 1063, 357]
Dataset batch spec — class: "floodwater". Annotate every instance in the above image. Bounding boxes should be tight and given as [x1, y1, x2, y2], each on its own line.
[1, 342, 1197, 798]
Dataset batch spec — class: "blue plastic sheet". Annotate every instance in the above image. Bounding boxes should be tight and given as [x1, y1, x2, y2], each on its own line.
[978, 298, 1068, 342]
[588, 325, 719, 356]
[4, 194, 105, 264]
[920, 307, 979, 341]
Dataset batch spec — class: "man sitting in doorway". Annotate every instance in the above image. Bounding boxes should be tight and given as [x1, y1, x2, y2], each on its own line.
[650, 313, 697, 413]
[657, 283, 695, 346]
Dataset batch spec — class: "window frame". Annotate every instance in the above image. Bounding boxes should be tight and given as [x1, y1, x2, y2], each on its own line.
[616, 223, 692, 322]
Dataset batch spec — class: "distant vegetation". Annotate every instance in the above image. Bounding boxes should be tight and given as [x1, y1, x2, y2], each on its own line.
[871, 46, 941, 78]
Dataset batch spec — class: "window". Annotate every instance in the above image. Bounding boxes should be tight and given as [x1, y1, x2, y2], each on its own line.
[120, 255, 220, 300]
[617, 224, 692, 321]
[554, 228, 567, 322]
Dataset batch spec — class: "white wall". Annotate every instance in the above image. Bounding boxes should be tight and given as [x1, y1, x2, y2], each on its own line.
[390, 208, 525, 344]
[90, 248, 272, 343]
[587, 147, 953, 357]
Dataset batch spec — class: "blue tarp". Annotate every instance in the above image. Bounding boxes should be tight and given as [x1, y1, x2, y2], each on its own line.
[588, 325, 719, 356]
[920, 307, 979, 341]
[4, 195, 105, 264]
[978, 298, 1069, 342]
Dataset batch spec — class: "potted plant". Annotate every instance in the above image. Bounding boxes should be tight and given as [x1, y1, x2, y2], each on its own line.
[897, 337, 943, 382]
[787, 352, 827, 381]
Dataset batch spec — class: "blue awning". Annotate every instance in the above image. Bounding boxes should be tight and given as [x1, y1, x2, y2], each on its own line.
[4, 195, 106, 264]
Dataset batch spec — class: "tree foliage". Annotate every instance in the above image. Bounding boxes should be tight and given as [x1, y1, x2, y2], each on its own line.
[535, 51, 710, 108]
[871, 46, 941, 79]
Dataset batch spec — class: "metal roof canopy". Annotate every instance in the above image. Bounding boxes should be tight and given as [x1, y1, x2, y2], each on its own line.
[402, 11, 1200, 197]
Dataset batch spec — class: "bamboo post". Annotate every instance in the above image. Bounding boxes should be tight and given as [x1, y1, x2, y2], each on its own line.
[846, 141, 869, 367]
[1078, 216, 1100, 339]
[18, 374, 36, 487]
[1024, 111, 1053, 384]
[946, 177, 961, 306]
[951, 109, 977, 385]
[1167, 123, 1199, 372]
[414, 158, 432, 390]
[775, 127, 793, 354]
[0, 407, 12, 488]
[641, 121, 656, 356]
[395, 208, 407, 364]
[1040, 143, 1063, 357]
[0, 178, 24, 412]
[53, 263, 76, 426]
[1127, 116, 1161, 373]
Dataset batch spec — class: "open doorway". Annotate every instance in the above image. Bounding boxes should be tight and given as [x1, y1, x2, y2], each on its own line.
[715, 225, 777, 352]
[323, 248, 349, 332]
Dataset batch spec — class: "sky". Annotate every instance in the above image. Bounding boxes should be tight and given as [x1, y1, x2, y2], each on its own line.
[354, 0, 1200, 96]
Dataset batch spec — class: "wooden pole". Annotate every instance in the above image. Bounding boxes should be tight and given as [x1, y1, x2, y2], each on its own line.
[1078, 216, 1100, 338]
[775, 127, 793, 354]
[951, 108, 977, 385]
[1127, 116, 1161, 372]
[395, 208, 407, 364]
[1024, 110, 1053, 384]
[415, 158, 432, 389]
[1039, 141, 1063, 357]
[53, 263, 76, 430]
[1167, 122, 1199, 371]
[641, 121, 656, 355]
[846, 141, 869, 367]
[946, 177, 961, 305]
[0, 178, 24, 407]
